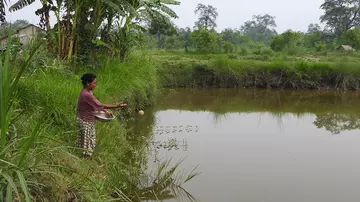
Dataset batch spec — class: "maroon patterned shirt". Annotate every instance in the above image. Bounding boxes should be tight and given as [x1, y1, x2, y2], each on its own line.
[77, 88, 104, 122]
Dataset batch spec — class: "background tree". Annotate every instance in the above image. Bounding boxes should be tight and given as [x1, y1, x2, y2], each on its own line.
[190, 27, 218, 53]
[270, 30, 301, 52]
[222, 41, 233, 53]
[220, 28, 254, 48]
[163, 34, 183, 50]
[320, 0, 360, 37]
[241, 14, 277, 43]
[194, 3, 218, 29]
[308, 23, 322, 33]
[314, 113, 360, 135]
[177, 27, 191, 51]
[0, 19, 30, 36]
[113, 0, 180, 60]
[220, 28, 248, 45]
[304, 23, 323, 49]
[147, 15, 177, 48]
[340, 28, 360, 49]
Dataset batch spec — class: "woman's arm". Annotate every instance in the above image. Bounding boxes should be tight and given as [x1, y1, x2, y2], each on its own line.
[103, 102, 127, 109]
[103, 104, 119, 109]
[102, 103, 127, 117]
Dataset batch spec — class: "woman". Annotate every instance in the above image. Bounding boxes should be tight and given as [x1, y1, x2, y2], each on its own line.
[77, 73, 127, 158]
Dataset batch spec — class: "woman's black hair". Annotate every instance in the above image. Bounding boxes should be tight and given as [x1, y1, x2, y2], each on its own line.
[81, 73, 96, 87]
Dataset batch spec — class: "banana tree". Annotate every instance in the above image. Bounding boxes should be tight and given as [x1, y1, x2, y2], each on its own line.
[101, 0, 180, 60]
[8, 0, 37, 17]
[6, 0, 180, 61]
[0, 0, 28, 22]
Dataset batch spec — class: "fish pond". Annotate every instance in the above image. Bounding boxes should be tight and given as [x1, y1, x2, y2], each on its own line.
[130, 88, 360, 202]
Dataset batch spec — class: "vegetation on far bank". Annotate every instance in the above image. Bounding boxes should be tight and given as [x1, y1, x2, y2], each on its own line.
[155, 52, 360, 90]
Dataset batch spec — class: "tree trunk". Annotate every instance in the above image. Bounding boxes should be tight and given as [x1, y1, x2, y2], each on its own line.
[68, 1, 81, 60]
[55, 11, 61, 57]
[45, 10, 51, 31]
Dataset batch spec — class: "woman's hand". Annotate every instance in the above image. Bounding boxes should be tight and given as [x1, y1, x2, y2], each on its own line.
[103, 110, 112, 118]
[117, 102, 128, 107]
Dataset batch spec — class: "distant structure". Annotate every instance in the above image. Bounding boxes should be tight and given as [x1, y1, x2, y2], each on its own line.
[0, 24, 45, 50]
[337, 45, 355, 51]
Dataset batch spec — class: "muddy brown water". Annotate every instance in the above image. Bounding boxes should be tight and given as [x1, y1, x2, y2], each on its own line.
[131, 88, 360, 202]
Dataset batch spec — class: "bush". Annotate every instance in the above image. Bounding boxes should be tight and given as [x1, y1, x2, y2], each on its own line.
[340, 28, 360, 50]
[240, 46, 250, 55]
[164, 35, 183, 51]
[190, 28, 219, 53]
[270, 30, 301, 52]
[223, 41, 234, 53]
[315, 42, 326, 52]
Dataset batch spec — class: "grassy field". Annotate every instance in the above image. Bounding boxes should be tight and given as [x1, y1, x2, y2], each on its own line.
[154, 51, 360, 90]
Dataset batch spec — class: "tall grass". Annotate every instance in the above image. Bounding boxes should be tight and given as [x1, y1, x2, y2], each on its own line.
[5, 42, 197, 201]
[157, 54, 360, 90]
[0, 31, 44, 202]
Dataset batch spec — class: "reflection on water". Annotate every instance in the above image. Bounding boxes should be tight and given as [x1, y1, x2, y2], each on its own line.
[131, 88, 360, 202]
[314, 113, 360, 134]
[154, 125, 200, 136]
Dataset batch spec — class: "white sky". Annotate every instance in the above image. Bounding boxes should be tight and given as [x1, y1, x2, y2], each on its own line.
[6, 0, 325, 33]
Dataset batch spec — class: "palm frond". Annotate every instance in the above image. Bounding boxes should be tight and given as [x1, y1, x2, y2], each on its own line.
[159, 0, 180, 6]
[158, 4, 178, 18]
[0, 0, 8, 22]
[101, 0, 126, 16]
[129, 23, 147, 32]
[102, 0, 136, 16]
[9, 0, 36, 12]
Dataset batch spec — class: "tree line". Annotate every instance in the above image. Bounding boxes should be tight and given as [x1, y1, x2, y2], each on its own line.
[147, 0, 360, 55]
[0, 0, 359, 60]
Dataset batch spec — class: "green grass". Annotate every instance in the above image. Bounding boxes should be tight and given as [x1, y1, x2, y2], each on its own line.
[156, 53, 360, 90]
[0, 34, 43, 202]
[4, 45, 197, 201]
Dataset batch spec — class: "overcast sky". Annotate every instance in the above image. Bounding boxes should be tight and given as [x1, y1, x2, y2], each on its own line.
[6, 0, 325, 33]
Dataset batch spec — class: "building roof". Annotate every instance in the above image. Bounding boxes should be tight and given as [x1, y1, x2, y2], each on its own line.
[338, 45, 354, 51]
[18, 24, 44, 31]
[0, 24, 45, 40]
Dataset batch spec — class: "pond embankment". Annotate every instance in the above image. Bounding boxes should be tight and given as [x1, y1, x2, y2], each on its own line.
[157, 56, 360, 90]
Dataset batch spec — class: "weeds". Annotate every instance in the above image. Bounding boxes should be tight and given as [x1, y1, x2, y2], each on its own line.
[0, 31, 43, 202]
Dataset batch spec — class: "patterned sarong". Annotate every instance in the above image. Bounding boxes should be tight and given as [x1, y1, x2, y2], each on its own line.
[77, 117, 96, 157]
